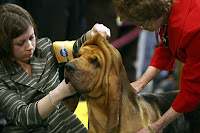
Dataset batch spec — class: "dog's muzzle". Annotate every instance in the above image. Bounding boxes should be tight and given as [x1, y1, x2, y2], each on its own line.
[65, 62, 77, 72]
[64, 62, 77, 83]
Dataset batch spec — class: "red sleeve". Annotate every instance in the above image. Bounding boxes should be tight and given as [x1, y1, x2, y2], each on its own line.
[172, 33, 200, 113]
[149, 42, 176, 71]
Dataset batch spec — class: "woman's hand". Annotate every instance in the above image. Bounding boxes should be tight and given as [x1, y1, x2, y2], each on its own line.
[38, 80, 76, 119]
[131, 66, 162, 93]
[86, 23, 111, 40]
[130, 81, 145, 94]
[136, 107, 181, 133]
[56, 80, 76, 98]
[136, 124, 163, 133]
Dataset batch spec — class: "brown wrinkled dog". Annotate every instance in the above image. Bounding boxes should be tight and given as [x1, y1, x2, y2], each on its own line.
[63, 33, 200, 133]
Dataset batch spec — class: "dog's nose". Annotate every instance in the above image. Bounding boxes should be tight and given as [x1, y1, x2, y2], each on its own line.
[65, 62, 77, 72]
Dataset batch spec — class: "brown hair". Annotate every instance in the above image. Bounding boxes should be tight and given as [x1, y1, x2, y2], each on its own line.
[0, 3, 38, 66]
[112, 0, 173, 24]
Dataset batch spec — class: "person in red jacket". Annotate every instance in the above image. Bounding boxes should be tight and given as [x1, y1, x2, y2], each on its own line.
[112, 0, 200, 132]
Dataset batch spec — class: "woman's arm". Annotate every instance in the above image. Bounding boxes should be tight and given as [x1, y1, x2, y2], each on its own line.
[137, 107, 181, 133]
[37, 80, 75, 119]
[0, 79, 75, 128]
[53, 23, 111, 62]
[131, 66, 162, 93]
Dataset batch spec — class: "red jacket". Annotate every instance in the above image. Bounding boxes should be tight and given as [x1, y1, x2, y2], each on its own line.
[150, 0, 200, 113]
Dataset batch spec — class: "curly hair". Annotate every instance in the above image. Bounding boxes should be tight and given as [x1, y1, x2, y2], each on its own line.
[112, 0, 173, 23]
[0, 3, 38, 66]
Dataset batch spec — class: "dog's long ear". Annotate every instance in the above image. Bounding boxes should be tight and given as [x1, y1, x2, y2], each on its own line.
[63, 73, 80, 112]
[106, 69, 121, 132]
[96, 35, 122, 132]
[63, 93, 80, 112]
[107, 40, 123, 132]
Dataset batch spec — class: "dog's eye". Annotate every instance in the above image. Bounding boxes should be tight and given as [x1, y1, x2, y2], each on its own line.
[91, 57, 100, 67]
[77, 53, 82, 57]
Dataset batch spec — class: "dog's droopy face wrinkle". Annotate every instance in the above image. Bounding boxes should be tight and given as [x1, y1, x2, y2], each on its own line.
[90, 56, 100, 68]
[64, 45, 103, 94]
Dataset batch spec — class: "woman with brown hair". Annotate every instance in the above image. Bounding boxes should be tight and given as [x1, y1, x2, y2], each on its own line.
[0, 3, 110, 132]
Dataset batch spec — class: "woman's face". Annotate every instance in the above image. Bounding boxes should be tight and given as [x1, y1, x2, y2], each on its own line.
[132, 16, 166, 31]
[12, 26, 36, 64]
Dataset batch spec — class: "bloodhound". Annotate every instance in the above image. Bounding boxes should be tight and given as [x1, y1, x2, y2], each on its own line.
[63, 33, 200, 133]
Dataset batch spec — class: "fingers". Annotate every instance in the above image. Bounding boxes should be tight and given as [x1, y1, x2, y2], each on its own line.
[130, 82, 143, 94]
[91, 23, 111, 39]
[136, 127, 151, 133]
[68, 82, 77, 96]
[95, 23, 111, 39]
[58, 80, 76, 97]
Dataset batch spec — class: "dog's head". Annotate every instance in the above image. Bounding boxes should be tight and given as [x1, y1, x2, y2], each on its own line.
[64, 33, 123, 96]
[64, 33, 128, 131]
